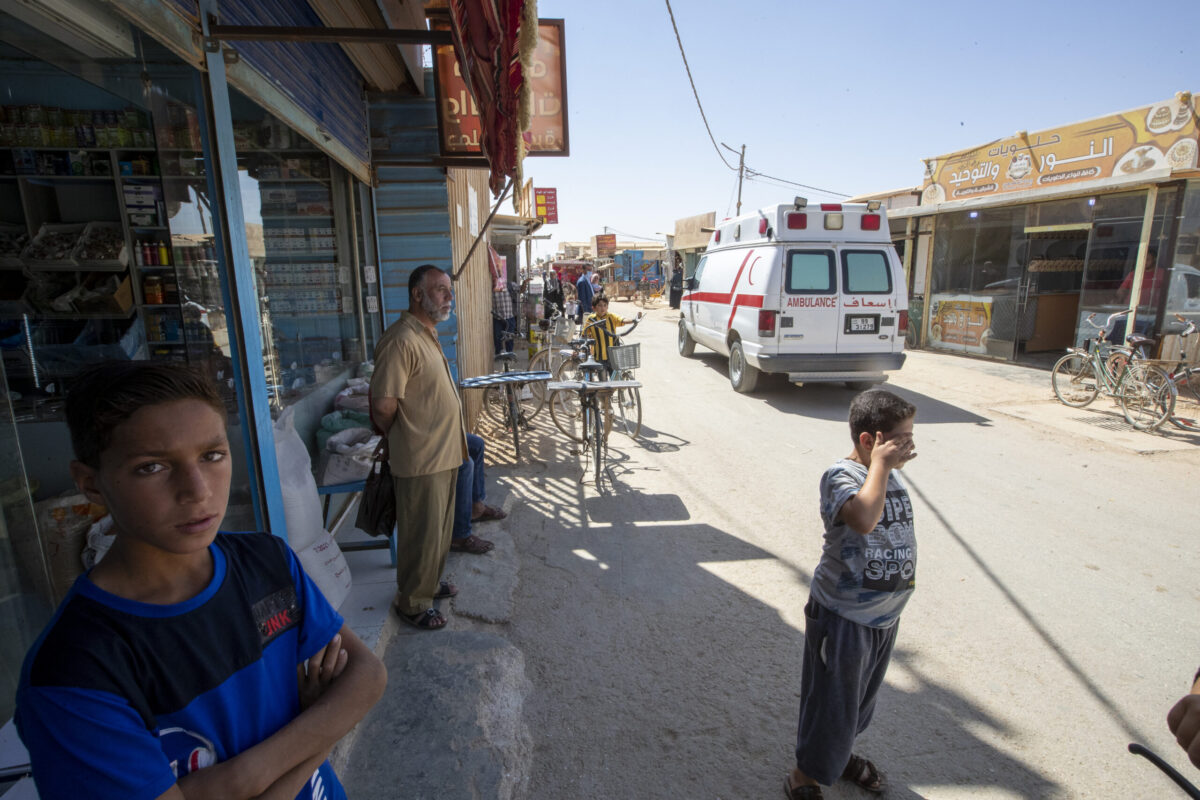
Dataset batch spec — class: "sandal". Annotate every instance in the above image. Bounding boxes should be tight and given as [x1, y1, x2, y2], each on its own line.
[841, 754, 884, 794]
[783, 775, 823, 800]
[434, 580, 458, 599]
[450, 534, 495, 554]
[398, 608, 446, 630]
[471, 505, 507, 522]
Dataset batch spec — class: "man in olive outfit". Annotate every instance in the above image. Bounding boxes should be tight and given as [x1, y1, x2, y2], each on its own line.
[370, 265, 468, 631]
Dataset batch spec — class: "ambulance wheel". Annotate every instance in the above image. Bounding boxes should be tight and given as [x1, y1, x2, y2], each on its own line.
[729, 340, 760, 393]
[844, 381, 876, 391]
[677, 319, 696, 357]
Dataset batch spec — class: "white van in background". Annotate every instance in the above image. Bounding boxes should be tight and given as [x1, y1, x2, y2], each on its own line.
[678, 199, 908, 392]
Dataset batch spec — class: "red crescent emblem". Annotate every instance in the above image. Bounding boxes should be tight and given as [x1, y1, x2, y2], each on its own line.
[747, 256, 761, 286]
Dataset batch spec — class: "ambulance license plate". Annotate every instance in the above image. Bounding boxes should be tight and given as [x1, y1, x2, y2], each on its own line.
[844, 314, 879, 334]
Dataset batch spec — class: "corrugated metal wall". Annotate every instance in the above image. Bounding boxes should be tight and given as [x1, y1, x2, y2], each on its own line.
[446, 166, 495, 426]
[369, 74, 492, 427]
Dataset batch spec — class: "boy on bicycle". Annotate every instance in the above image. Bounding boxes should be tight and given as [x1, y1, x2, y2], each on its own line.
[785, 389, 918, 799]
[584, 295, 637, 375]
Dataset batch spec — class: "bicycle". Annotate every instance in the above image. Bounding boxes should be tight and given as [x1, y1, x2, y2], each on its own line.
[1050, 311, 1177, 431]
[527, 310, 575, 413]
[1160, 314, 1200, 433]
[547, 352, 642, 486]
[637, 279, 665, 308]
[549, 315, 643, 441]
[465, 332, 551, 460]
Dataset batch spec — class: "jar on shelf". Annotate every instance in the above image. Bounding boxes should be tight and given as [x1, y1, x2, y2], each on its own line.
[143, 276, 164, 305]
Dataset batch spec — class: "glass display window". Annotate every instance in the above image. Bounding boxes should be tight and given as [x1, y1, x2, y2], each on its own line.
[228, 92, 373, 410]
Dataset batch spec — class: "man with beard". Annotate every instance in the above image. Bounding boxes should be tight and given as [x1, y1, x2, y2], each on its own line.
[370, 265, 468, 630]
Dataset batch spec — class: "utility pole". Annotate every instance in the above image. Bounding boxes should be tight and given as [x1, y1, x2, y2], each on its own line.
[722, 142, 746, 215]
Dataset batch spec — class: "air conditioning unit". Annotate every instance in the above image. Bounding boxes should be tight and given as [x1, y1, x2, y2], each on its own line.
[0, 0, 135, 59]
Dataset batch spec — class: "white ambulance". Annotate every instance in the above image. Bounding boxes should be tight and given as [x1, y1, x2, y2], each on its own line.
[678, 198, 908, 392]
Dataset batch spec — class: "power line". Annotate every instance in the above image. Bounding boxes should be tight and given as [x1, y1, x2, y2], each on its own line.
[664, 0, 736, 172]
[604, 226, 663, 242]
[743, 167, 850, 198]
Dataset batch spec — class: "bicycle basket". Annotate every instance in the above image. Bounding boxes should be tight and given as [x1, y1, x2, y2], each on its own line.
[608, 343, 641, 371]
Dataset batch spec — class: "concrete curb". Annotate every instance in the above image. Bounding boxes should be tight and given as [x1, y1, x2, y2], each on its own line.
[338, 631, 533, 800]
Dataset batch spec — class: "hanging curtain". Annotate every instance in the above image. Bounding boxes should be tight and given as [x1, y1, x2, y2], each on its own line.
[446, 0, 538, 196]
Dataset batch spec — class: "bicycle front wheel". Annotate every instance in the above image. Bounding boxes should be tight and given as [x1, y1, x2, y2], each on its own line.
[549, 357, 585, 441]
[1168, 367, 1200, 431]
[593, 398, 604, 485]
[612, 369, 642, 438]
[1052, 353, 1099, 407]
[1118, 363, 1176, 431]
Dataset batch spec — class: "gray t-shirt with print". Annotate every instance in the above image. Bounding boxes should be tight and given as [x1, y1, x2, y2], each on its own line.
[810, 458, 916, 628]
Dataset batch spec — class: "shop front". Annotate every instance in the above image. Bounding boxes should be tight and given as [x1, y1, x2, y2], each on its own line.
[897, 94, 1200, 366]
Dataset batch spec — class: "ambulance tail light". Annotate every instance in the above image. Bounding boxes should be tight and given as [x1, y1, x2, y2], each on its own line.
[820, 204, 843, 211]
[824, 213, 844, 230]
[713, 230, 721, 243]
[898, 310, 909, 336]
[758, 310, 777, 337]
[861, 214, 881, 231]
[786, 212, 807, 230]
[759, 218, 768, 235]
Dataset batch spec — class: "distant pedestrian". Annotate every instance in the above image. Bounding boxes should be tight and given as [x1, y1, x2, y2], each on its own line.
[492, 279, 517, 355]
[575, 267, 595, 324]
[785, 389, 918, 799]
[669, 266, 684, 309]
[543, 271, 564, 318]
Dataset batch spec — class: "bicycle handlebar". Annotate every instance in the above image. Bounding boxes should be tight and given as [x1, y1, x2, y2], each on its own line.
[1175, 313, 1197, 338]
[581, 314, 642, 344]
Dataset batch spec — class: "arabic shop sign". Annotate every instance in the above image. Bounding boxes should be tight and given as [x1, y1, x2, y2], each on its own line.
[534, 188, 558, 224]
[928, 295, 994, 355]
[435, 19, 570, 157]
[595, 233, 617, 257]
[921, 93, 1198, 205]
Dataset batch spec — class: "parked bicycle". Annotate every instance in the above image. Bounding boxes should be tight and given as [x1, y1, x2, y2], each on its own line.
[1157, 314, 1200, 433]
[546, 324, 642, 485]
[1050, 310, 1177, 431]
[550, 315, 643, 441]
[527, 310, 575, 413]
[460, 331, 550, 461]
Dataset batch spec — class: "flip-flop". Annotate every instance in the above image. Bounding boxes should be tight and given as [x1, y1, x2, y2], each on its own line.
[450, 535, 495, 554]
[434, 580, 458, 599]
[398, 608, 446, 630]
[841, 754, 884, 794]
[783, 775, 823, 799]
[471, 505, 507, 522]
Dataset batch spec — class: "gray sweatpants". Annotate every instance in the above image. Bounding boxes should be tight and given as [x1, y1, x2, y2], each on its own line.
[794, 596, 899, 786]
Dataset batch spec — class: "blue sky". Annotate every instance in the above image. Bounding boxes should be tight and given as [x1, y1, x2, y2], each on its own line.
[522, 0, 1198, 257]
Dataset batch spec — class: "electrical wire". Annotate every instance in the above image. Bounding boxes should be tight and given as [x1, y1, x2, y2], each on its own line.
[604, 226, 663, 242]
[743, 167, 850, 198]
[664, 0, 736, 172]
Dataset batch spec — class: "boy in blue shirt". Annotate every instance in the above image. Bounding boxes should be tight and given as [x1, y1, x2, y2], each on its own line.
[16, 360, 387, 800]
[785, 390, 917, 799]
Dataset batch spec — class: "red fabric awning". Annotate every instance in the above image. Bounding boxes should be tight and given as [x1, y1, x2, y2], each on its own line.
[446, 0, 538, 196]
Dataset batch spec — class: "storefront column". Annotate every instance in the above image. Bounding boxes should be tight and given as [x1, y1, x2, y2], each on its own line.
[1127, 185, 1159, 335]
[197, 0, 287, 538]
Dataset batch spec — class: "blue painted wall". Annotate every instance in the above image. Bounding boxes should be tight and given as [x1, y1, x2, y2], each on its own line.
[369, 75, 460, 380]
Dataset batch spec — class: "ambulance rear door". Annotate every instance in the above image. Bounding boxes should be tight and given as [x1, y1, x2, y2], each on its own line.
[835, 246, 904, 356]
[778, 246, 840, 355]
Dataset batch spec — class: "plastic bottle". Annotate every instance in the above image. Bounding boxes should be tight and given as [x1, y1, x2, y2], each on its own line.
[158, 242, 169, 266]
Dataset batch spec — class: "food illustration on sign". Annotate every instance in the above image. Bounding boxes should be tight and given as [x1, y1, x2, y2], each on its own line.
[1166, 139, 1198, 170]
[1148, 104, 1173, 133]
[921, 183, 945, 205]
[1117, 146, 1161, 175]
[1007, 152, 1032, 180]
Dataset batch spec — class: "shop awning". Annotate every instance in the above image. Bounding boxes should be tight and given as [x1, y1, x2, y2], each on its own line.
[440, 0, 538, 195]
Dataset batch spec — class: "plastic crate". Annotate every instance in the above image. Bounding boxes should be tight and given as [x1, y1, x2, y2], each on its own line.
[21, 223, 85, 269]
[608, 343, 640, 371]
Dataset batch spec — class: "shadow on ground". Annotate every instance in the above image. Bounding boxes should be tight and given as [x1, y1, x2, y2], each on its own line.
[484, 420, 1062, 800]
[688, 352, 992, 426]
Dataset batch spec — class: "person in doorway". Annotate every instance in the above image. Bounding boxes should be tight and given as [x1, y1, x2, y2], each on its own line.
[785, 389, 918, 800]
[1112, 247, 1168, 341]
[15, 360, 387, 800]
[449, 432, 505, 555]
[575, 267, 596, 324]
[543, 271, 565, 319]
[492, 277, 517, 355]
[1168, 667, 1200, 769]
[371, 265, 469, 631]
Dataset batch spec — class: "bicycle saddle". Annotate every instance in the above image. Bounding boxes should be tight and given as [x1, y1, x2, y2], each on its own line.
[1126, 334, 1155, 349]
[495, 352, 517, 363]
[578, 360, 605, 373]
